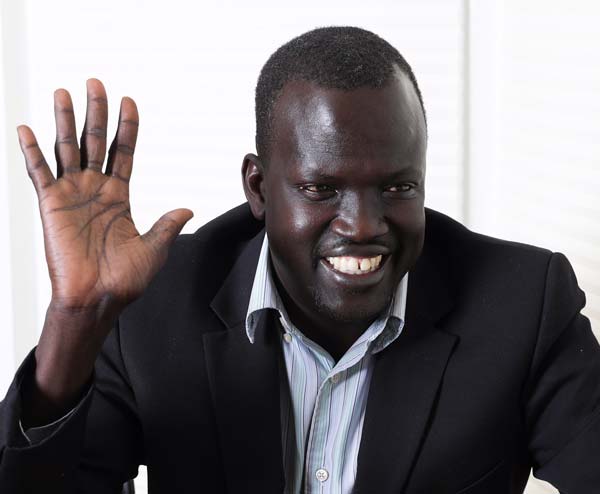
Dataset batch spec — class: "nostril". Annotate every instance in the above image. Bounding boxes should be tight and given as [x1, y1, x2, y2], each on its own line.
[330, 214, 389, 242]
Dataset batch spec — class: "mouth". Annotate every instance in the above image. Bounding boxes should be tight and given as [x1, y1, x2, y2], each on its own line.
[324, 254, 384, 275]
[319, 253, 390, 289]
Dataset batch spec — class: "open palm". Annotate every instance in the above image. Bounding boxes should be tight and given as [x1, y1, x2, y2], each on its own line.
[17, 79, 193, 311]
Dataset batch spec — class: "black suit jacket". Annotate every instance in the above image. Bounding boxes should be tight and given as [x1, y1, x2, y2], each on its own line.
[1, 204, 599, 493]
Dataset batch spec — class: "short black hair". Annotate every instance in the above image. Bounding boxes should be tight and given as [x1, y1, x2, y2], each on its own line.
[255, 26, 427, 159]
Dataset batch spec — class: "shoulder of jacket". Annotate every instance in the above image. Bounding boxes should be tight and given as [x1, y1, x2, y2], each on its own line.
[422, 208, 558, 302]
[424, 207, 553, 263]
[173, 202, 263, 257]
[136, 203, 263, 303]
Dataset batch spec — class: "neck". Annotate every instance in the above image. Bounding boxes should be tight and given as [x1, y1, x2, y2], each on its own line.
[277, 288, 375, 362]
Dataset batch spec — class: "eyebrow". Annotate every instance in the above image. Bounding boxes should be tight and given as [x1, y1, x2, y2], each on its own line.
[295, 165, 424, 182]
[384, 167, 425, 180]
[295, 170, 338, 181]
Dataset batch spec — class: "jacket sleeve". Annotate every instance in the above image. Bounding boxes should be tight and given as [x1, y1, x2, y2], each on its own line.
[20, 405, 80, 446]
[524, 252, 600, 491]
[0, 322, 144, 493]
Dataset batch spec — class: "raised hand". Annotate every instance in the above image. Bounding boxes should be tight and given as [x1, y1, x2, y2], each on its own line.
[17, 80, 193, 425]
[18, 79, 192, 310]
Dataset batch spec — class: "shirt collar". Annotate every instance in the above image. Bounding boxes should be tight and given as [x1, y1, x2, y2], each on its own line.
[245, 235, 408, 354]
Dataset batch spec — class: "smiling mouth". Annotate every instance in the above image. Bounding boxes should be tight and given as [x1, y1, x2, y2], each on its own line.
[324, 255, 384, 275]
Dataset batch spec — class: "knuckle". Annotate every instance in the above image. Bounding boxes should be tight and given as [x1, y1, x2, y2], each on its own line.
[161, 219, 177, 234]
[85, 127, 107, 138]
[119, 119, 139, 127]
[116, 144, 135, 156]
[29, 158, 47, 171]
[54, 105, 75, 114]
[56, 136, 78, 145]
[111, 172, 130, 184]
[86, 159, 104, 170]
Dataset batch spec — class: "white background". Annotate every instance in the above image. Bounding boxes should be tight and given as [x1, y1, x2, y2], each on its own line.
[1, 1, 599, 493]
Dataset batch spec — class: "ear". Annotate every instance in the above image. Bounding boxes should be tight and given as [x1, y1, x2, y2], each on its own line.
[241, 153, 266, 221]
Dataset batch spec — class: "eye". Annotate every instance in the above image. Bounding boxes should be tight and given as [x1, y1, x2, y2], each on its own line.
[302, 184, 333, 193]
[386, 184, 412, 192]
[383, 183, 418, 197]
[298, 184, 337, 199]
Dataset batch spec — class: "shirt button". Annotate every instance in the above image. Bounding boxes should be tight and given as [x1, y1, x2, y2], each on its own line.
[283, 333, 292, 343]
[330, 373, 340, 384]
[315, 468, 329, 482]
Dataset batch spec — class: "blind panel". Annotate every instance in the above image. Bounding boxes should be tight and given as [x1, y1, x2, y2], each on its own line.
[493, 0, 600, 340]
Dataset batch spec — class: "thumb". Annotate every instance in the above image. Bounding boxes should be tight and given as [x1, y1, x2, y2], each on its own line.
[141, 208, 194, 256]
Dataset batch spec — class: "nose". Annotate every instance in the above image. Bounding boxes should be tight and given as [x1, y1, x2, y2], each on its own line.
[330, 191, 389, 242]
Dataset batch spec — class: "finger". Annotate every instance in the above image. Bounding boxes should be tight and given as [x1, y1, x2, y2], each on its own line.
[53, 89, 80, 177]
[141, 208, 194, 260]
[106, 97, 139, 183]
[17, 125, 55, 194]
[80, 79, 108, 172]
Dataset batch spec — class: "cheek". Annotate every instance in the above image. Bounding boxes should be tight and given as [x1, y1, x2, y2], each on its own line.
[265, 190, 329, 264]
[405, 207, 426, 238]
[268, 185, 329, 236]
[388, 198, 425, 228]
[389, 205, 426, 257]
[289, 205, 328, 237]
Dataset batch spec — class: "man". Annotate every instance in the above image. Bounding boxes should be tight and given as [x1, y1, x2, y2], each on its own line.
[1, 26, 599, 493]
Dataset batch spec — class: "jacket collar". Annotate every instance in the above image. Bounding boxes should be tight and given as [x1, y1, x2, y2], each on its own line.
[206, 208, 457, 493]
[205, 228, 286, 493]
[209, 227, 265, 329]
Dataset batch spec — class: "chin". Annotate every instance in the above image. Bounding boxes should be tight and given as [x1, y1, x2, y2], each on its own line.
[311, 288, 393, 324]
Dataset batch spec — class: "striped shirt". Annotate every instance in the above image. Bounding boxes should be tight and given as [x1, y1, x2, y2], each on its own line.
[246, 236, 408, 494]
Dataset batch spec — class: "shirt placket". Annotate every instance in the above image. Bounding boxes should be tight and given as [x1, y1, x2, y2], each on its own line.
[303, 343, 368, 494]
[304, 366, 334, 494]
[280, 315, 396, 494]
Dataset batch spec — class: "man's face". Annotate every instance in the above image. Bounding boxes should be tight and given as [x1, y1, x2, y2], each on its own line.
[260, 69, 426, 327]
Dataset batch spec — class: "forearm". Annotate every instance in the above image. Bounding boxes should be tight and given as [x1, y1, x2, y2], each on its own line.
[21, 300, 117, 428]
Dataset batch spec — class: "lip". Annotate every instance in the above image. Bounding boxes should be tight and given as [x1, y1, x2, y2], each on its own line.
[321, 245, 391, 258]
[319, 254, 390, 288]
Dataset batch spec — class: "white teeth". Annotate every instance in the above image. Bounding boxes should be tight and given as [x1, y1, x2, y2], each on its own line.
[340, 257, 348, 272]
[325, 255, 383, 275]
[360, 258, 371, 271]
[347, 258, 359, 271]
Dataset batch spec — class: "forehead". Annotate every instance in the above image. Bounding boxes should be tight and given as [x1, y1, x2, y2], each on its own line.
[268, 68, 426, 173]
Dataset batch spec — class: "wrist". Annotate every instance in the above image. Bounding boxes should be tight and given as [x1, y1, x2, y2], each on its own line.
[33, 300, 116, 402]
[21, 357, 92, 428]
[48, 292, 122, 321]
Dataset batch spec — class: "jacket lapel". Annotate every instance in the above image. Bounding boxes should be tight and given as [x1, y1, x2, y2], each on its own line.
[354, 232, 459, 494]
[204, 229, 285, 493]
